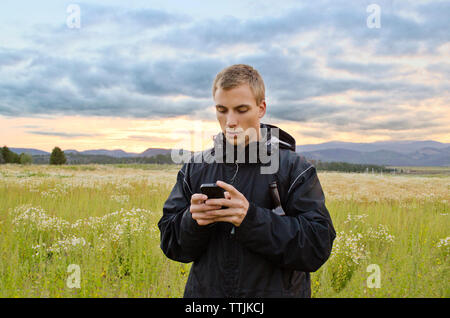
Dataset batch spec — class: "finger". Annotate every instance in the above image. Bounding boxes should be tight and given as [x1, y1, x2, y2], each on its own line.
[191, 193, 207, 204]
[216, 180, 241, 197]
[224, 191, 231, 200]
[190, 204, 222, 213]
[205, 208, 240, 217]
[206, 215, 240, 226]
[205, 198, 234, 208]
[202, 204, 223, 211]
[191, 212, 219, 220]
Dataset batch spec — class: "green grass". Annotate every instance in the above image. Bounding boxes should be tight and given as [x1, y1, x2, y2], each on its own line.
[312, 200, 449, 297]
[0, 164, 448, 297]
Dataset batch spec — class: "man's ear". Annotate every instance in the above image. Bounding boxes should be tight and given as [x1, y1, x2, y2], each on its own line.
[258, 100, 266, 119]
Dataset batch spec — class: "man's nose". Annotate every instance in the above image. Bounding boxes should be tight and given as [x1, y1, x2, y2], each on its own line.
[226, 113, 238, 127]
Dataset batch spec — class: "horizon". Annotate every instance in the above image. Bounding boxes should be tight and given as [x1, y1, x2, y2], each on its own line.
[5, 138, 450, 154]
[1, 1, 449, 152]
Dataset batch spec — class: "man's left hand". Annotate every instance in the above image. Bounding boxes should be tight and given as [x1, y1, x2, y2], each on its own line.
[203, 180, 249, 227]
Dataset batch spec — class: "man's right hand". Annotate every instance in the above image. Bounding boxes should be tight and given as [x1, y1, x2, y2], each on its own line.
[190, 193, 223, 226]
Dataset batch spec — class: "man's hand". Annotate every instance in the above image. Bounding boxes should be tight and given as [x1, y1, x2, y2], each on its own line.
[203, 180, 249, 227]
[190, 193, 222, 226]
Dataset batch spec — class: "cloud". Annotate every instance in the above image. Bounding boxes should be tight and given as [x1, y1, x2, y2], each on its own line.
[0, 46, 220, 118]
[427, 63, 450, 77]
[26, 3, 192, 47]
[0, 0, 448, 143]
[27, 130, 101, 138]
[0, 48, 30, 68]
[326, 60, 402, 79]
[127, 135, 182, 143]
[17, 125, 41, 129]
[266, 101, 341, 122]
[152, 1, 450, 55]
[316, 109, 446, 134]
[298, 129, 332, 139]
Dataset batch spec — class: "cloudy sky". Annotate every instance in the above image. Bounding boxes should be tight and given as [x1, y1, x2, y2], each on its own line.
[0, 0, 449, 152]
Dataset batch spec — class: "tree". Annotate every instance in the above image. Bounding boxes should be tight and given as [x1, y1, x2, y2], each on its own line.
[50, 147, 67, 165]
[19, 153, 33, 165]
[1, 146, 19, 163]
[2, 146, 11, 162]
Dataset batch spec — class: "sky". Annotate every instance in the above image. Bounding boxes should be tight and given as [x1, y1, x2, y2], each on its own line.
[0, 0, 449, 152]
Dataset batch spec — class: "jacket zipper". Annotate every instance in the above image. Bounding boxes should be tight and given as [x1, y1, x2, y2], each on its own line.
[230, 162, 239, 235]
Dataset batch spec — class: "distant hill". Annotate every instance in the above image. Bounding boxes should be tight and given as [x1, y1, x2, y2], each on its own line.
[300, 146, 450, 166]
[10, 147, 168, 158]
[140, 148, 172, 157]
[296, 140, 450, 154]
[9, 148, 50, 156]
[77, 149, 139, 158]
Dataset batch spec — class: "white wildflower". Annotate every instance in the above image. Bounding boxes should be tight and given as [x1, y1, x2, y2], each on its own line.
[436, 236, 450, 248]
[10, 204, 155, 256]
[11, 205, 70, 234]
[331, 230, 369, 265]
[46, 236, 88, 254]
[344, 214, 368, 224]
[110, 194, 130, 204]
[367, 224, 395, 243]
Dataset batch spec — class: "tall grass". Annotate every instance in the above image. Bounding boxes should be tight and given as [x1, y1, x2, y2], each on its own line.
[0, 164, 448, 297]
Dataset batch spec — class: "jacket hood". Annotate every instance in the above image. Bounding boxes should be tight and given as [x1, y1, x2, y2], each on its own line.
[262, 123, 296, 151]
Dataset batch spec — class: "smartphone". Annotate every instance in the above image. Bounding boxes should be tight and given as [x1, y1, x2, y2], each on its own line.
[200, 183, 225, 199]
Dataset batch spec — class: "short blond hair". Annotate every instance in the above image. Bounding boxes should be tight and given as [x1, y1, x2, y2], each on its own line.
[212, 64, 265, 105]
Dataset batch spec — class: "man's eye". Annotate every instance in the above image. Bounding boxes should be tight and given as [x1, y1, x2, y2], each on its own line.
[237, 108, 248, 113]
[217, 108, 227, 113]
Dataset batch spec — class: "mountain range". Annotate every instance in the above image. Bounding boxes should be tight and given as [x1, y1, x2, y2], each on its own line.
[8, 140, 450, 166]
[296, 140, 450, 166]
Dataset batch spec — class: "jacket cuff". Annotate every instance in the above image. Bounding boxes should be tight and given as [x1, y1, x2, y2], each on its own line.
[235, 201, 266, 236]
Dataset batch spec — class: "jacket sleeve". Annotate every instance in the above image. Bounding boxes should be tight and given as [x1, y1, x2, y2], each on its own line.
[158, 164, 216, 263]
[234, 159, 336, 272]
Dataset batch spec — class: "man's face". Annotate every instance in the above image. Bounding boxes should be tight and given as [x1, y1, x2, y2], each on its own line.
[214, 84, 266, 146]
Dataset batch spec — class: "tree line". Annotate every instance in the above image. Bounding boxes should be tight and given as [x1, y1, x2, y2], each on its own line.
[1, 145, 394, 173]
[1, 146, 67, 165]
[308, 159, 395, 173]
[1, 145, 174, 165]
[31, 152, 174, 165]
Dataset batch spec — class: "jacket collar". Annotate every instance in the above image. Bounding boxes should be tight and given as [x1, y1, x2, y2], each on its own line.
[210, 123, 296, 164]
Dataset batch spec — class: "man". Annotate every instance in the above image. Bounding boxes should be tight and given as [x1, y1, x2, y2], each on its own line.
[158, 64, 335, 297]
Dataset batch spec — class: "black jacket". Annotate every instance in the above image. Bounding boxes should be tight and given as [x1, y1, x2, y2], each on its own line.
[158, 123, 335, 297]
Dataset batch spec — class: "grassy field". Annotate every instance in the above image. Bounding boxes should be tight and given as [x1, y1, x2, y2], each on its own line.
[0, 164, 448, 297]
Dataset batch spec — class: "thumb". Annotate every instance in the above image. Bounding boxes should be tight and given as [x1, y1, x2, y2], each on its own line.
[224, 191, 231, 200]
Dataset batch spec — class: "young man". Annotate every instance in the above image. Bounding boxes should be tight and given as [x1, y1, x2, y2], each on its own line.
[158, 64, 335, 297]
